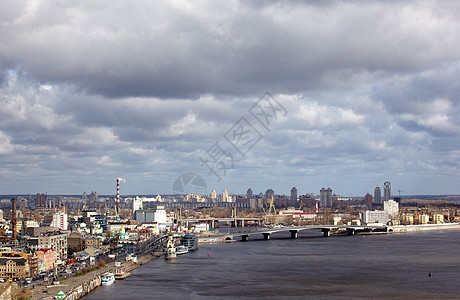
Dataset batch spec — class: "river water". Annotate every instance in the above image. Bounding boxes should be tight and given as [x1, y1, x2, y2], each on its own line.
[84, 229, 460, 299]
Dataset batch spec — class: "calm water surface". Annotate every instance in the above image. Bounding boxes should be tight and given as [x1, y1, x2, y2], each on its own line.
[84, 230, 460, 299]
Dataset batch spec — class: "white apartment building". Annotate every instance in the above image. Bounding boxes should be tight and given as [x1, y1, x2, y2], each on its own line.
[383, 200, 399, 219]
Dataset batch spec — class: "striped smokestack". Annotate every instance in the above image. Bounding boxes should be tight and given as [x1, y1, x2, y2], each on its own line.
[117, 178, 120, 204]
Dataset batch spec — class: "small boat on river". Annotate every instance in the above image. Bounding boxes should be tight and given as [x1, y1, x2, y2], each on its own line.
[102, 272, 115, 285]
[114, 269, 131, 280]
[176, 245, 188, 255]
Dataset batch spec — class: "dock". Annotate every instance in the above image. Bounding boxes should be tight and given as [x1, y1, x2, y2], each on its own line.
[30, 252, 160, 300]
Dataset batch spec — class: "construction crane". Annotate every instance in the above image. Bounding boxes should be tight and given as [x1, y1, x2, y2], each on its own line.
[262, 196, 277, 216]
[397, 189, 406, 197]
[114, 204, 120, 220]
[97, 203, 103, 214]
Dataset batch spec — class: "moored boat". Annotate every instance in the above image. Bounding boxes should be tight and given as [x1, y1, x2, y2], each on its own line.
[102, 272, 115, 285]
[176, 245, 188, 255]
[114, 269, 131, 280]
[180, 233, 198, 251]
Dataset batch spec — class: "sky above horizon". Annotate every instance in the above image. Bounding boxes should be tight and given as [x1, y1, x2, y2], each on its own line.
[0, 1, 459, 197]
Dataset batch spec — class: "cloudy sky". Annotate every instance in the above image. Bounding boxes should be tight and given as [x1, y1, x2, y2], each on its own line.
[0, 1, 459, 196]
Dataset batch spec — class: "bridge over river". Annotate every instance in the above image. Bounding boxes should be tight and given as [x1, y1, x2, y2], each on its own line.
[203, 224, 392, 242]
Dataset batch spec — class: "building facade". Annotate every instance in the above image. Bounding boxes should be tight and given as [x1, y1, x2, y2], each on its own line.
[35, 248, 55, 272]
[383, 199, 399, 219]
[384, 181, 391, 202]
[68, 232, 84, 252]
[246, 188, 253, 202]
[36, 193, 47, 207]
[0, 252, 31, 279]
[51, 212, 68, 230]
[326, 188, 333, 207]
[290, 187, 297, 207]
[361, 210, 389, 224]
[320, 188, 326, 208]
[365, 193, 373, 207]
[38, 232, 68, 261]
[374, 186, 381, 205]
[83, 236, 103, 250]
[132, 196, 143, 216]
[265, 189, 275, 201]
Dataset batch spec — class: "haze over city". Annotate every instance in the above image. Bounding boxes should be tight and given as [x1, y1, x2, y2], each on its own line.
[0, 1, 459, 196]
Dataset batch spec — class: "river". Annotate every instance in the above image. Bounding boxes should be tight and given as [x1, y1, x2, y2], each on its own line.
[83, 229, 460, 299]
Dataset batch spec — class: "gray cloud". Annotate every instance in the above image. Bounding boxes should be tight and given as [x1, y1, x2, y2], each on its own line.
[2, 1, 460, 98]
[0, 1, 459, 195]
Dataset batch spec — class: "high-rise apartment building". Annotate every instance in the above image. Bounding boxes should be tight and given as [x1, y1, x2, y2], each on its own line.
[320, 188, 333, 208]
[247, 188, 253, 202]
[374, 186, 381, 205]
[132, 196, 143, 215]
[222, 189, 229, 202]
[90, 191, 98, 203]
[51, 212, 68, 230]
[365, 193, 373, 207]
[265, 189, 274, 200]
[384, 181, 391, 202]
[383, 199, 399, 219]
[36, 193, 47, 207]
[326, 188, 333, 207]
[320, 188, 326, 208]
[290, 187, 297, 207]
[82, 192, 88, 201]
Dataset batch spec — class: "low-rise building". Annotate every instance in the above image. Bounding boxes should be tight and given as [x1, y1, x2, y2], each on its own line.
[402, 215, 414, 225]
[83, 235, 103, 249]
[419, 214, 429, 224]
[35, 248, 55, 272]
[361, 210, 389, 224]
[433, 214, 444, 224]
[68, 232, 84, 252]
[0, 252, 30, 279]
[28, 253, 38, 276]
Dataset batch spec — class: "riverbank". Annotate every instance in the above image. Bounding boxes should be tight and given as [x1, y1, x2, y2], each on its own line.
[393, 222, 460, 232]
[30, 252, 161, 300]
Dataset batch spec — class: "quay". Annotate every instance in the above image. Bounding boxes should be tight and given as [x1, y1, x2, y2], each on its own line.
[30, 252, 161, 300]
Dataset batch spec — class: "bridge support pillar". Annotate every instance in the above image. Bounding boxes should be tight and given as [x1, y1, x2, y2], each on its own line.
[262, 233, 271, 240]
[348, 229, 355, 236]
[241, 235, 249, 241]
[289, 230, 298, 239]
[322, 229, 331, 237]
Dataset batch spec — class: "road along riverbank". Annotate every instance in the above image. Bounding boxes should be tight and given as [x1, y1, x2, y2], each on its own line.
[30, 252, 161, 300]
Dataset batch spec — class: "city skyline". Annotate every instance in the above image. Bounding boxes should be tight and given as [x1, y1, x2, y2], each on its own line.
[0, 1, 459, 196]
